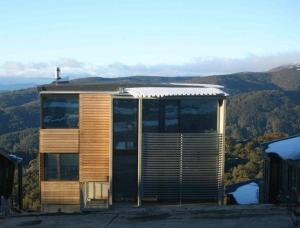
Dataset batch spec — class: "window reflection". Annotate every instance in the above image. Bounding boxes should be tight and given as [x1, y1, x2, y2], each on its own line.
[44, 153, 79, 181]
[142, 100, 159, 132]
[42, 95, 79, 128]
[113, 99, 138, 151]
[180, 100, 217, 133]
[142, 99, 218, 133]
[164, 100, 179, 132]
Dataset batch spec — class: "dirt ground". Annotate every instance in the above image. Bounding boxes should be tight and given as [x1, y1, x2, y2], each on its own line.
[0, 204, 294, 228]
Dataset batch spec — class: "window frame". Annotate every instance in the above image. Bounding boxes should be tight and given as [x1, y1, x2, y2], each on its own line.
[142, 97, 219, 133]
[41, 94, 79, 129]
[44, 153, 79, 181]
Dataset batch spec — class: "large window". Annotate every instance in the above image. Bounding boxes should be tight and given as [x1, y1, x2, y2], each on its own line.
[44, 153, 79, 181]
[42, 94, 79, 128]
[143, 99, 218, 133]
[180, 99, 217, 132]
[113, 99, 138, 202]
[142, 99, 159, 132]
[113, 99, 138, 151]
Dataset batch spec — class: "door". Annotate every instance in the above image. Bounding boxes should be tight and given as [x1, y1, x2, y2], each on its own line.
[113, 99, 138, 203]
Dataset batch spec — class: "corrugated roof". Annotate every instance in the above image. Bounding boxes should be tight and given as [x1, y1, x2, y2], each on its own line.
[125, 86, 228, 98]
[169, 83, 224, 88]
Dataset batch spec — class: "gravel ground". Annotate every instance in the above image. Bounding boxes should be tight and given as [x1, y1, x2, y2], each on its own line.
[0, 205, 294, 228]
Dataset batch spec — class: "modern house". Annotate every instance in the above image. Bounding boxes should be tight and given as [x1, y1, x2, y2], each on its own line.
[263, 134, 300, 204]
[38, 82, 227, 212]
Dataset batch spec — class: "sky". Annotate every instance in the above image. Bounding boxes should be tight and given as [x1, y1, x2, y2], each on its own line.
[0, 0, 300, 78]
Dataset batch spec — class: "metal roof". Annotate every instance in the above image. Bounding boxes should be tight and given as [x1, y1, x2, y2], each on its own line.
[125, 86, 228, 98]
[38, 82, 229, 98]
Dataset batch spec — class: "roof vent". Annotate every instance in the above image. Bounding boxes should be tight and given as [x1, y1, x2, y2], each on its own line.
[119, 87, 126, 94]
[54, 67, 69, 84]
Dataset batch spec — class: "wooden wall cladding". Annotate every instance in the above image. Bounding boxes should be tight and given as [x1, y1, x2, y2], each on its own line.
[79, 94, 111, 182]
[39, 153, 44, 181]
[40, 129, 79, 153]
[41, 181, 80, 204]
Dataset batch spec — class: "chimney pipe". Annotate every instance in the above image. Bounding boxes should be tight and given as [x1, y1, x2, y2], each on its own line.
[56, 67, 61, 81]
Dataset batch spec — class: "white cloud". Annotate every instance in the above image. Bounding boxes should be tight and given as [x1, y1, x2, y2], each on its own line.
[1, 53, 300, 78]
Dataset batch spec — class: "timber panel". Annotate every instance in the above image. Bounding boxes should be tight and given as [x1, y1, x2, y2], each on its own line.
[41, 181, 80, 204]
[39, 153, 45, 181]
[80, 94, 111, 182]
[40, 129, 79, 153]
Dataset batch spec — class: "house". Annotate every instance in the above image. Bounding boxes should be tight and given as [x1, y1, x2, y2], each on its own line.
[263, 134, 300, 204]
[38, 82, 228, 212]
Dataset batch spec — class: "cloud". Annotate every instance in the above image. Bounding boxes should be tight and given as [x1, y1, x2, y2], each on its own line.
[1, 52, 300, 78]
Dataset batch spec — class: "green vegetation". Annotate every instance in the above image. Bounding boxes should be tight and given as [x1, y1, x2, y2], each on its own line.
[0, 65, 300, 210]
[224, 132, 287, 185]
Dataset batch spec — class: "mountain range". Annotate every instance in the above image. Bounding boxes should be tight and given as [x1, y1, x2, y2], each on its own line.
[0, 64, 300, 162]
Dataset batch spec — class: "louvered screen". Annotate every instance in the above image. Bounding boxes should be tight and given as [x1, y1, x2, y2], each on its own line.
[142, 133, 224, 203]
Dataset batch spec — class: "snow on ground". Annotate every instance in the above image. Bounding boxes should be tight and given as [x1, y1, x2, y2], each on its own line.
[229, 182, 259, 205]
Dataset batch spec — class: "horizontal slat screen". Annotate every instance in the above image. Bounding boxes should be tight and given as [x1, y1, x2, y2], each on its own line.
[142, 133, 223, 203]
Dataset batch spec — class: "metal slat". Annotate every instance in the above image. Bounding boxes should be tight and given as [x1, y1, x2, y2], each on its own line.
[142, 132, 224, 203]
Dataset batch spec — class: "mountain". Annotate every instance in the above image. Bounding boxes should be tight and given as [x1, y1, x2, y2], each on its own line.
[0, 77, 52, 91]
[1, 64, 300, 161]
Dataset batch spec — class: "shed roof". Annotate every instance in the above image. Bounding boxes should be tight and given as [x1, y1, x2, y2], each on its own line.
[265, 134, 300, 160]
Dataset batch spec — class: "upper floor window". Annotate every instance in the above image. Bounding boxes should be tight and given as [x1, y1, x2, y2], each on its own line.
[113, 99, 138, 151]
[143, 98, 218, 133]
[42, 94, 79, 128]
[180, 99, 217, 133]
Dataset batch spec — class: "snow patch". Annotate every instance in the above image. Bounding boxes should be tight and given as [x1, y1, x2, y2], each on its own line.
[230, 182, 259, 205]
[265, 136, 300, 160]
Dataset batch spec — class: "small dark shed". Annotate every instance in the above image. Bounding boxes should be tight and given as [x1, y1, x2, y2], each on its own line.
[263, 135, 300, 204]
[0, 152, 23, 211]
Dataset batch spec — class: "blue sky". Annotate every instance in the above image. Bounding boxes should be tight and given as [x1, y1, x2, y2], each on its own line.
[0, 0, 300, 77]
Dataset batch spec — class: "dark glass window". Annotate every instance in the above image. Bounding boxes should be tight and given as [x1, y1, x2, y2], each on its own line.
[142, 99, 218, 133]
[44, 154, 79, 181]
[164, 100, 179, 132]
[42, 95, 79, 128]
[113, 99, 138, 202]
[180, 99, 217, 133]
[142, 100, 159, 132]
[113, 99, 138, 151]
[44, 154, 59, 180]
[60, 154, 79, 180]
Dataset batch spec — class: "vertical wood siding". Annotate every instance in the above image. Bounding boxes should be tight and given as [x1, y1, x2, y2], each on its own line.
[79, 94, 111, 182]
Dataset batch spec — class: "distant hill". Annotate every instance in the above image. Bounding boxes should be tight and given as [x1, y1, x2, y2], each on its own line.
[0, 77, 52, 91]
[1, 64, 300, 210]
[0, 64, 300, 163]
